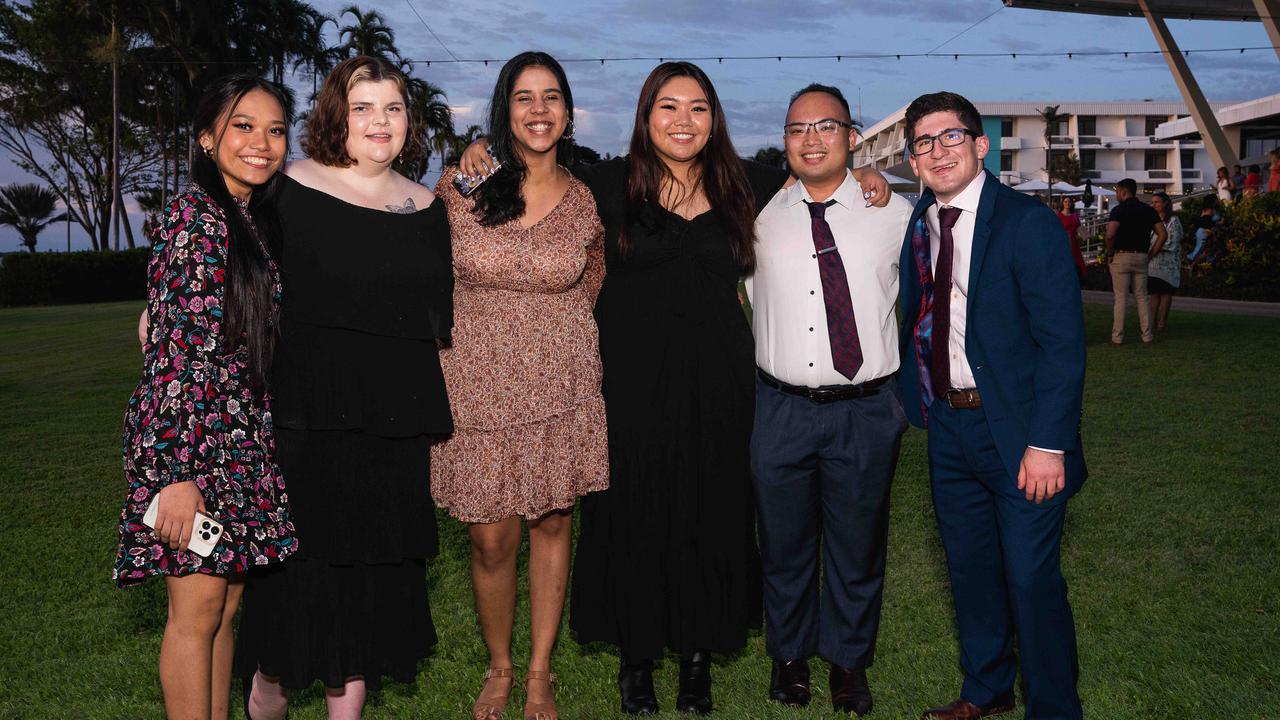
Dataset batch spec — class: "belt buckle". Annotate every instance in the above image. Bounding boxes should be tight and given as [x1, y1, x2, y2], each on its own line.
[809, 387, 838, 404]
[944, 388, 975, 409]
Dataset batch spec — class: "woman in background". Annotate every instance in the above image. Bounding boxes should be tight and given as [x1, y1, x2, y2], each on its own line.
[1147, 191, 1181, 333]
[431, 51, 608, 720]
[233, 56, 453, 720]
[1056, 195, 1088, 282]
[1215, 166, 1233, 204]
[1186, 195, 1215, 263]
[115, 74, 298, 720]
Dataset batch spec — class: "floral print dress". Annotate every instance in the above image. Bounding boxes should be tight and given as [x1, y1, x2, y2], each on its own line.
[114, 186, 297, 586]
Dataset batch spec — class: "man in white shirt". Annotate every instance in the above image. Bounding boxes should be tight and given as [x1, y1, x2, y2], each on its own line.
[897, 91, 1086, 720]
[747, 84, 913, 717]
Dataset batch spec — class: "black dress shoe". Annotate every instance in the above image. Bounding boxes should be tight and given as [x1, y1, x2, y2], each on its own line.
[768, 658, 811, 707]
[676, 650, 713, 715]
[829, 665, 872, 716]
[618, 658, 659, 715]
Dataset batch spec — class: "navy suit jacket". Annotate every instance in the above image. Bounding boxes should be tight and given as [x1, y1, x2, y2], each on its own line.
[897, 171, 1087, 495]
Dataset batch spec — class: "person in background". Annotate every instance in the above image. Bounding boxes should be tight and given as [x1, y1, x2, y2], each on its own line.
[1056, 195, 1088, 283]
[115, 74, 298, 720]
[1186, 195, 1216, 264]
[1146, 192, 1180, 334]
[1267, 149, 1280, 193]
[430, 51, 608, 720]
[1230, 164, 1245, 201]
[1244, 164, 1262, 198]
[1105, 178, 1166, 345]
[1215, 167, 1234, 204]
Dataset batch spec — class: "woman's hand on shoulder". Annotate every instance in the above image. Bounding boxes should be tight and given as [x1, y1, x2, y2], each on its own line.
[852, 166, 891, 208]
[459, 138, 494, 177]
[153, 480, 206, 550]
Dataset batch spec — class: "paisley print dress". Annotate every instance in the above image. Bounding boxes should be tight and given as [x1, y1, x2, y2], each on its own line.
[113, 186, 297, 586]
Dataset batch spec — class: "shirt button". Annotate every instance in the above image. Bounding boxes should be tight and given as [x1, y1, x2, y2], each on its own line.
[809, 327, 814, 332]
[809, 362, 814, 367]
[810, 290, 815, 295]
[812, 253, 817, 259]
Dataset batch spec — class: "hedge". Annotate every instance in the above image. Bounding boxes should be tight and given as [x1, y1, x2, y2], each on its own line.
[0, 248, 149, 306]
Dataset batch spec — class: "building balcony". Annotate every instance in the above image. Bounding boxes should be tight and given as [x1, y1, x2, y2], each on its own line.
[1180, 169, 1202, 181]
[1000, 136, 1023, 150]
[1076, 169, 1178, 185]
[1078, 136, 1102, 146]
[1146, 169, 1173, 179]
[1050, 136, 1073, 146]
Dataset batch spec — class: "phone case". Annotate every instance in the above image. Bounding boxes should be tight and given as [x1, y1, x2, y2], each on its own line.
[453, 161, 502, 196]
[142, 495, 224, 557]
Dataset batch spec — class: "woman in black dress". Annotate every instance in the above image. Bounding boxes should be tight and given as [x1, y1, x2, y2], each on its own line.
[462, 61, 887, 715]
[232, 56, 452, 719]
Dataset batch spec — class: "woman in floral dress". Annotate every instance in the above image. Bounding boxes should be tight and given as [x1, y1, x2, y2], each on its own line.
[114, 74, 298, 719]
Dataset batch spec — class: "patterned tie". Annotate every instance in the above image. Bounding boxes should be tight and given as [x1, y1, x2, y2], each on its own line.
[806, 200, 862, 381]
[931, 206, 964, 398]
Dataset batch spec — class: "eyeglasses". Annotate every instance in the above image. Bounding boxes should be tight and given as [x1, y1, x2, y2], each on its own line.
[908, 127, 979, 156]
[783, 118, 854, 138]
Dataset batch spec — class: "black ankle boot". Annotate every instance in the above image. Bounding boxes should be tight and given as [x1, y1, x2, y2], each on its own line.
[618, 657, 659, 715]
[676, 650, 713, 715]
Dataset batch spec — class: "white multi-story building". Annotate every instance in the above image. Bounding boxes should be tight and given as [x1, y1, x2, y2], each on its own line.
[855, 100, 1231, 195]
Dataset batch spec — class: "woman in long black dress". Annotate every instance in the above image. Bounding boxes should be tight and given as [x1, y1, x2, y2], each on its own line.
[463, 61, 887, 716]
[232, 56, 452, 719]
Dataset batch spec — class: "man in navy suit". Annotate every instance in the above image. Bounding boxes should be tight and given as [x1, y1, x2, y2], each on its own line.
[897, 92, 1086, 720]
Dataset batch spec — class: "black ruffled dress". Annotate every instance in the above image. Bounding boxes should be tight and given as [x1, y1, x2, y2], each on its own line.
[233, 175, 453, 690]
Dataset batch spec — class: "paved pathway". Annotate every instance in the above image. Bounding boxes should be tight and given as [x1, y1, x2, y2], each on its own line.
[1082, 290, 1280, 318]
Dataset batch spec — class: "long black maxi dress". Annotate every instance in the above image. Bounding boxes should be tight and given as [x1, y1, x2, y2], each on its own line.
[233, 175, 454, 690]
[570, 158, 786, 660]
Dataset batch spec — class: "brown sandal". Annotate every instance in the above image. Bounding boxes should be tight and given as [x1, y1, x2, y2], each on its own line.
[523, 670, 558, 720]
[472, 667, 515, 720]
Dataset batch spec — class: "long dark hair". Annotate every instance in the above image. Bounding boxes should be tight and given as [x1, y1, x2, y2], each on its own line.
[473, 51, 575, 227]
[189, 74, 294, 390]
[622, 61, 756, 273]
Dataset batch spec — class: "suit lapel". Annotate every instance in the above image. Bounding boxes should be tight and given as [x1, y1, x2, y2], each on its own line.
[966, 171, 999, 317]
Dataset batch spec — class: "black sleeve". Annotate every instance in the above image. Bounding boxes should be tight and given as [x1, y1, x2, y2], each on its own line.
[741, 160, 789, 212]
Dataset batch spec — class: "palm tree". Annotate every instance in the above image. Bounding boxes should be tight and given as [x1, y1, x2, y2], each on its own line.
[0, 184, 67, 253]
[336, 6, 397, 60]
[1038, 105, 1070, 206]
[445, 125, 486, 166]
[400, 71, 455, 180]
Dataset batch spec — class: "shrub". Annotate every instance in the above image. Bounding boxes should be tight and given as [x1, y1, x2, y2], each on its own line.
[0, 248, 149, 306]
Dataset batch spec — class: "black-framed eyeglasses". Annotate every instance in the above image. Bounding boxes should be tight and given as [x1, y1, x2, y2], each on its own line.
[783, 118, 854, 138]
[909, 127, 979, 156]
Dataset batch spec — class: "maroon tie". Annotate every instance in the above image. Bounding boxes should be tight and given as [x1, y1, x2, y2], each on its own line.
[806, 200, 862, 381]
[931, 206, 964, 398]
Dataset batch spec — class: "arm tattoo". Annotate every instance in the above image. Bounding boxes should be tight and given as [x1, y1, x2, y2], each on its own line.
[385, 197, 417, 214]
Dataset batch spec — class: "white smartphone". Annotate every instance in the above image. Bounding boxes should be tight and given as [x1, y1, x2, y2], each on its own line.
[143, 495, 224, 557]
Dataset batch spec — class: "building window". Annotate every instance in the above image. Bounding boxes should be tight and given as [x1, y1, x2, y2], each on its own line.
[1001, 150, 1014, 172]
[1144, 150, 1168, 170]
[1180, 149, 1194, 168]
[1080, 149, 1097, 170]
[1000, 117, 1014, 138]
[1077, 115, 1096, 135]
[1145, 115, 1165, 136]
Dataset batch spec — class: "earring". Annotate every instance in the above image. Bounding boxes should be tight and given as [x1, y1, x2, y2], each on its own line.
[202, 145, 212, 157]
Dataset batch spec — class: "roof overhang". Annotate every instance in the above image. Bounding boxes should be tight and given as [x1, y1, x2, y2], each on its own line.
[1156, 93, 1280, 138]
[1002, 0, 1261, 22]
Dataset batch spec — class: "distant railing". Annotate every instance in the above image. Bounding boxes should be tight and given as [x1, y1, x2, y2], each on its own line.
[1081, 170, 1102, 179]
[1148, 170, 1172, 179]
[1078, 136, 1101, 145]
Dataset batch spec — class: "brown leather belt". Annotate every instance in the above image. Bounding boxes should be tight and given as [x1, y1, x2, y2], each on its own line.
[758, 369, 890, 404]
[943, 388, 982, 409]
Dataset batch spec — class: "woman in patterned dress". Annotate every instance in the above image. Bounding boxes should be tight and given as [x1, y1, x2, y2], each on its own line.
[431, 52, 608, 720]
[114, 75, 298, 719]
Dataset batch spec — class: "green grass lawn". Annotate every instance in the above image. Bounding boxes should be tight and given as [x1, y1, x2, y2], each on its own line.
[1, 300, 1277, 719]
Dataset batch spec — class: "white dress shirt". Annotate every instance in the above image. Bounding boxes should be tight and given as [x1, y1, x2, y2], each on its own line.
[748, 170, 913, 387]
[926, 170, 985, 391]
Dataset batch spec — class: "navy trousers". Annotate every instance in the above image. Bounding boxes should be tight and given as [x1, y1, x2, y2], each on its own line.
[750, 376, 907, 668]
[928, 399, 1082, 720]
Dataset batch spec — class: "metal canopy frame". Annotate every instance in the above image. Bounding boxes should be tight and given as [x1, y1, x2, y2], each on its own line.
[1003, 0, 1280, 170]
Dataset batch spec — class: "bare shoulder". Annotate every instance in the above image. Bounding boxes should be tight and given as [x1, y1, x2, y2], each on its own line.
[384, 174, 436, 214]
[284, 159, 324, 187]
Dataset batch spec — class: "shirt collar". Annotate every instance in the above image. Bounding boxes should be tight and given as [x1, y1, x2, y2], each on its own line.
[935, 169, 985, 215]
[785, 169, 859, 210]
